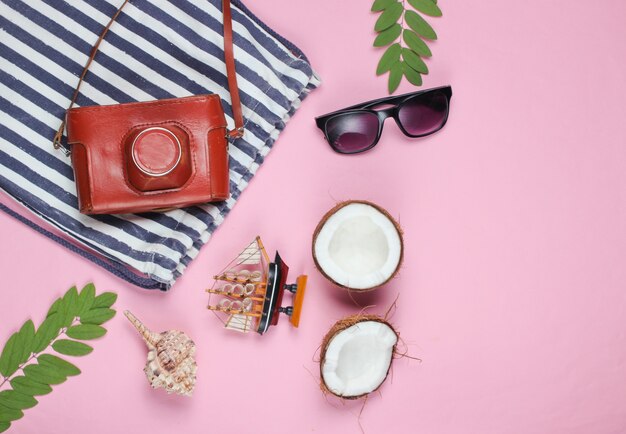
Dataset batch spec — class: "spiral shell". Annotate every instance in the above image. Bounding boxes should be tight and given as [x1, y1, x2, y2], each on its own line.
[125, 311, 197, 397]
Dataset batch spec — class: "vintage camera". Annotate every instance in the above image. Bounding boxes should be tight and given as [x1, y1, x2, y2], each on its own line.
[66, 95, 230, 214]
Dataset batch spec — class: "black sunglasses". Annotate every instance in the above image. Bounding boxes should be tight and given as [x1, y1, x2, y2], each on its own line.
[315, 85, 452, 154]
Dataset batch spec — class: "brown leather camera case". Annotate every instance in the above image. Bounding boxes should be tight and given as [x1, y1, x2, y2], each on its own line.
[66, 95, 229, 214]
[54, 0, 243, 215]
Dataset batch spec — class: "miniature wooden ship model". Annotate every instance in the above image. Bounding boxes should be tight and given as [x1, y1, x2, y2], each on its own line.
[206, 237, 307, 334]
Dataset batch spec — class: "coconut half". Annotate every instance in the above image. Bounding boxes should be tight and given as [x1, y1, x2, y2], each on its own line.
[312, 201, 403, 291]
[320, 315, 398, 399]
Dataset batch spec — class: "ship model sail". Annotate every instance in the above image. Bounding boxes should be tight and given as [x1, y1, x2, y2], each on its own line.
[206, 237, 307, 334]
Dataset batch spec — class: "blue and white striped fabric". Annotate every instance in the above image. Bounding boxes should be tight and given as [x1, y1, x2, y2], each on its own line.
[0, 0, 320, 290]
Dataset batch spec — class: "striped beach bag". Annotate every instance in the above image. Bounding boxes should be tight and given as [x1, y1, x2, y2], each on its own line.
[0, 0, 320, 289]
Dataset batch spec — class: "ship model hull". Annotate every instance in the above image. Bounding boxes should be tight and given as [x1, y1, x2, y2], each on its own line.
[207, 237, 307, 335]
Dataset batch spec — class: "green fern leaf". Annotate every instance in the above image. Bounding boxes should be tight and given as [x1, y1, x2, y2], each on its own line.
[59, 286, 80, 327]
[403, 62, 423, 85]
[372, 0, 442, 93]
[17, 320, 35, 364]
[38, 354, 80, 376]
[52, 340, 93, 357]
[46, 297, 63, 318]
[0, 284, 116, 433]
[10, 377, 52, 396]
[402, 48, 429, 73]
[0, 406, 22, 423]
[371, 0, 395, 12]
[0, 333, 19, 377]
[374, 23, 402, 47]
[405, 10, 437, 39]
[66, 324, 106, 340]
[407, 0, 442, 17]
[77, 284, 96, 315]
[80, 308, 116, 325]
[23, 364, 66, 385]
[91, 292, 117, 310]
[32, 313, 62, 354]
[0, 318, 34, 377]
[376, 43, 402, 74]
[374, 2, 403, 32]
[388, 62, 403, 93]
[403, 30, 432, 57]
[0, 391, 37, 410]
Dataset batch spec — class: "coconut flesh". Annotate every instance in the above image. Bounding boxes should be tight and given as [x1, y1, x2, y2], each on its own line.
[313, 201, 403, 291]
[321, 317, 398, 399]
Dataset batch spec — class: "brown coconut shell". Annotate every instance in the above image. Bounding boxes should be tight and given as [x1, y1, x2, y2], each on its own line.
[319, 314, 399, 400]
[312, 200, 404, 292]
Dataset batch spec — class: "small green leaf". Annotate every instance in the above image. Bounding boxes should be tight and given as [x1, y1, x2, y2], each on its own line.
[405, 10, 437, 39]
[15, 320, 36, 367]
[0, 405, 22, 422]
[376, 43, 401, 75]
[80, 308, 116, 325]
[407, 0, 442, 17]
[0, 391, 37, 410]
[10, 376, 52, 396]
[402, 48, 429, 73]
[403, 30, 432, 57]
[0, 421, 10, 433]
[91, 292, 117, 310]
[38, 354, 80, 376]
[77, 284, 96, 315]
[23, 364, 66, 385]
[374, 23, 402, 47]
[0, 333, 19, 377]
[0, 320, 36, 378]
[46, 297, 63, 318]
[374, 2, 403, 32]
[66, 324, 106, 340]
[59, 286, 80, 327]
[32, 313, 62, 354]
[64, 286, 78, 303]
[0, 320, 35, 377]
[52, 340, 93, 357]
[388, 62, 403, 93]
[402, 62, 423, 86]
[371, 0, 394, 12]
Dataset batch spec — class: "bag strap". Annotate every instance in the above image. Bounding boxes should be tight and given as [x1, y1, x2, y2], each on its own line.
[53, 0, 244, 153]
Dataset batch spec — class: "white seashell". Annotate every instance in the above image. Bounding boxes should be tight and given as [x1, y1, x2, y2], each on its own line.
[125, 311, 197, 397]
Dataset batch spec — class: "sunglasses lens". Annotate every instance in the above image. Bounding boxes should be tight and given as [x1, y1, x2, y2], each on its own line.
[325, 112, 379, 153]
[398, 90, 449, 136]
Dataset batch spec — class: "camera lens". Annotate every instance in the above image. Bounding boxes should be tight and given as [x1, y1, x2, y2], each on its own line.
[131, 127, 182, 177]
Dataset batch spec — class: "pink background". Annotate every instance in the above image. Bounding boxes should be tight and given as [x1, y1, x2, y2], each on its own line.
[2, 0, 626, 433]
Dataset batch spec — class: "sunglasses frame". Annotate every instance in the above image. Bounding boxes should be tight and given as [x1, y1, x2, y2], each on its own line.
[315, 85, 452, 154]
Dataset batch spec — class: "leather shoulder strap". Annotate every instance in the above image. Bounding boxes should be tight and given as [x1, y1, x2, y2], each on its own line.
[222, 0, 243, 139]
[53, 0, 243, 152]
